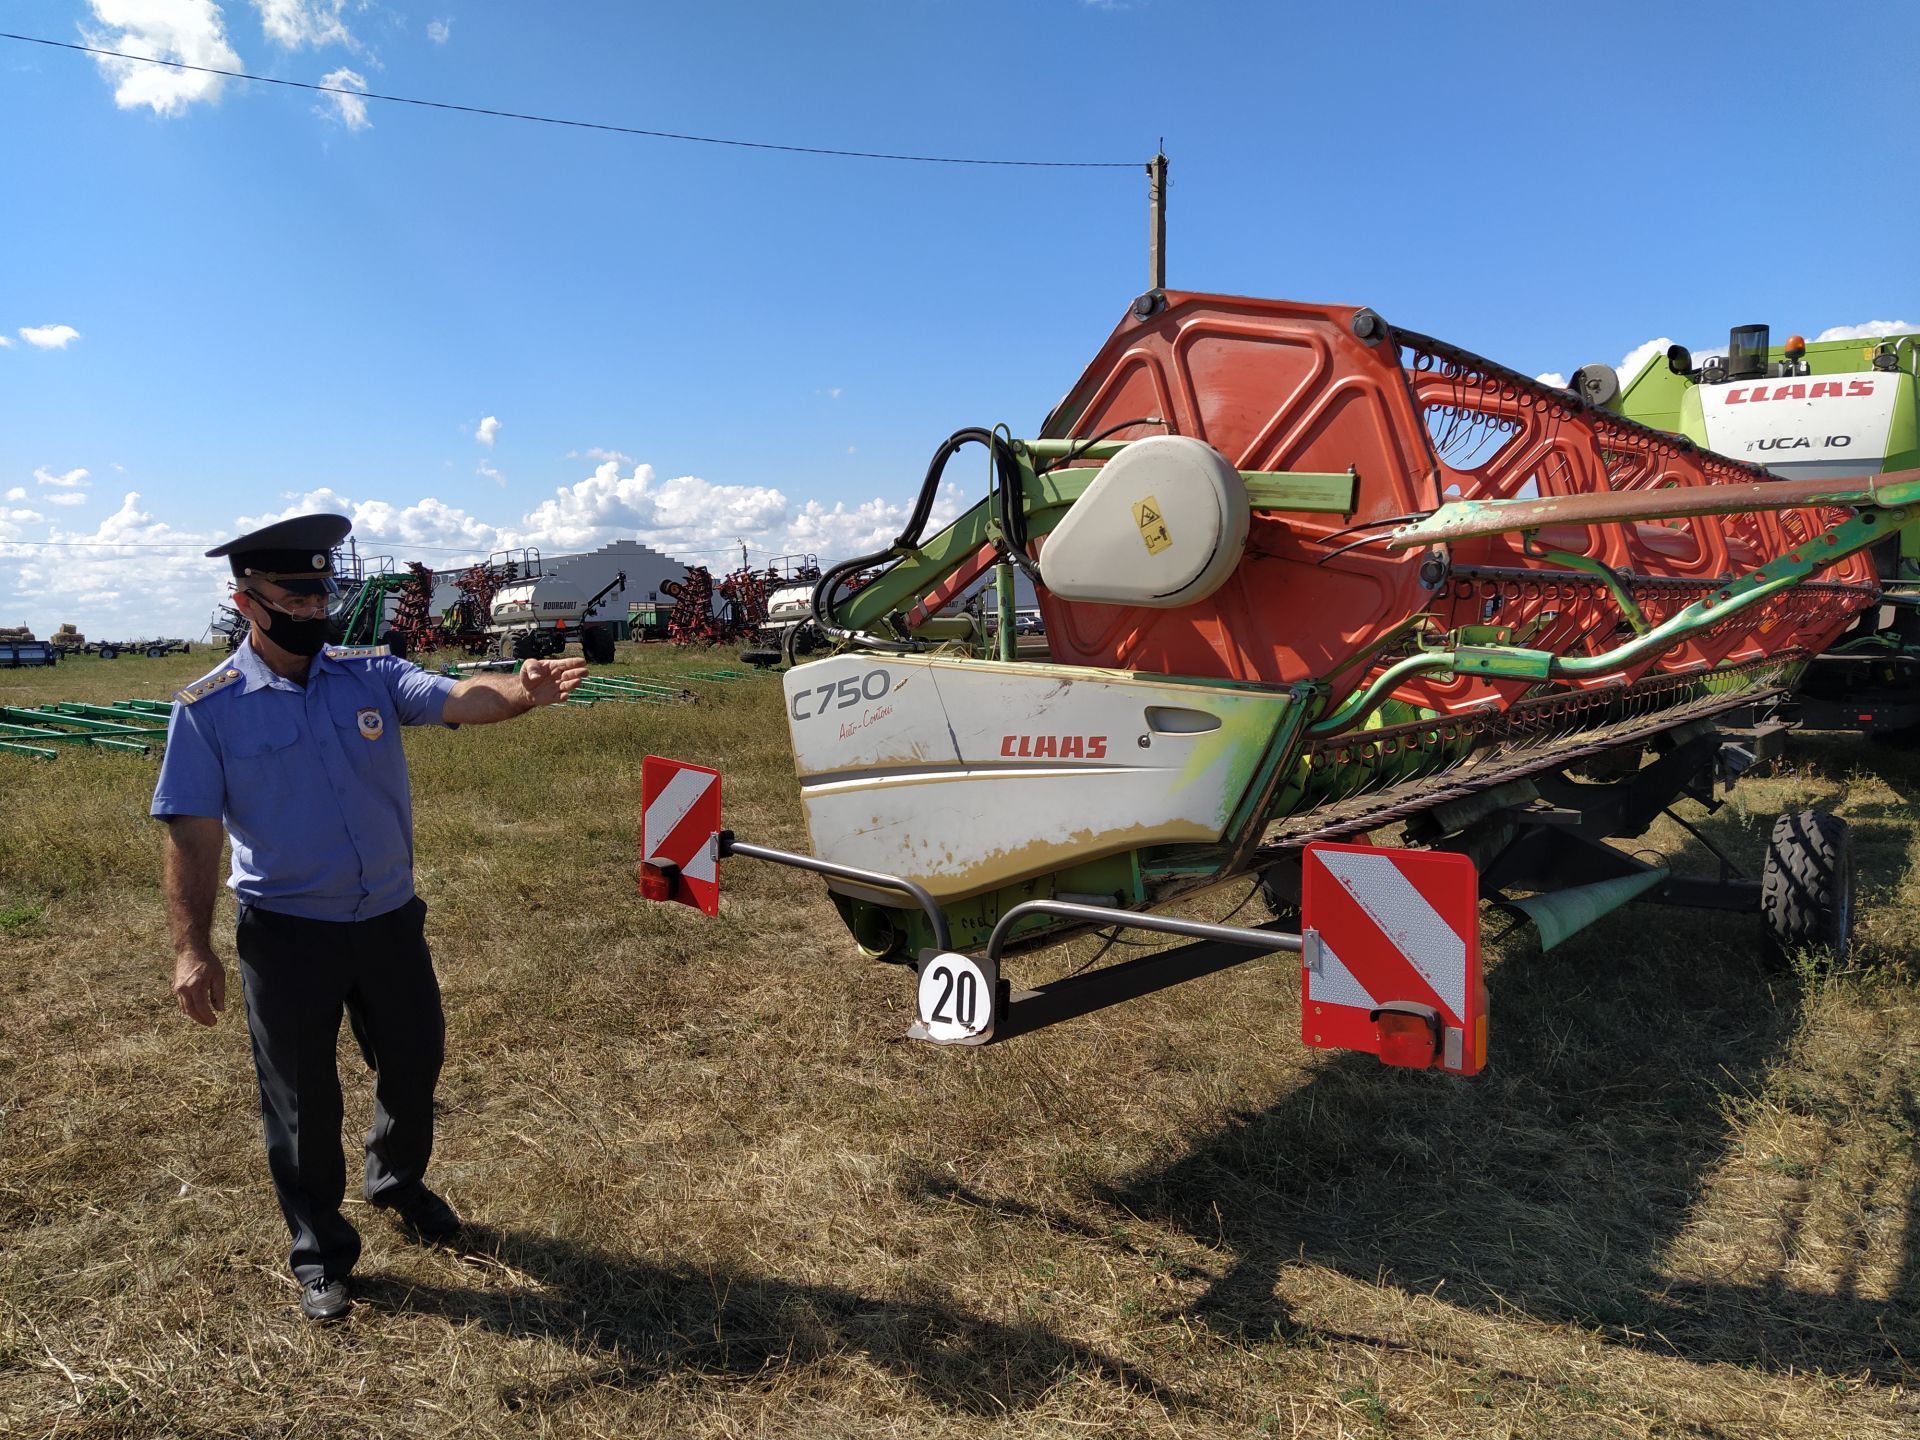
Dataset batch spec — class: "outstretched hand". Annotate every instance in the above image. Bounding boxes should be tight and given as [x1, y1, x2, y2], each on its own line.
[519, 656, 588, 707]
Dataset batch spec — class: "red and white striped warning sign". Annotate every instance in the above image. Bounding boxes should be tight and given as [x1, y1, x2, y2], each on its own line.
[1300, 841, 1485, 1075]
[640, 755, 723, 915]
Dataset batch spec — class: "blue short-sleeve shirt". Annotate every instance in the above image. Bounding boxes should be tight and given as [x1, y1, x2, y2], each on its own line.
[150, 638, 460, 922]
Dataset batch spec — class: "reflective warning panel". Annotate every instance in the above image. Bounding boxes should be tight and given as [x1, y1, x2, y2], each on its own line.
[640, 755, 722, 916]
[1301, 842, 1485, 1075]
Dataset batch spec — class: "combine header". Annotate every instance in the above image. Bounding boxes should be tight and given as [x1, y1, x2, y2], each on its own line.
[641, 291, 1906, 1064]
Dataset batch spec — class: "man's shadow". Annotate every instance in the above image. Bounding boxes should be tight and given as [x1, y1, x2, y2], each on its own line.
[1079, 814, 1920, 1380]
[354, 1225, 1183, 1417]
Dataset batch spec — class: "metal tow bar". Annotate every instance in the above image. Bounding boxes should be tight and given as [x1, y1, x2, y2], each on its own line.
[717, 838, 1300, 1046]
[924, 901, 1304, 1046]
[719, 834, 952, 951]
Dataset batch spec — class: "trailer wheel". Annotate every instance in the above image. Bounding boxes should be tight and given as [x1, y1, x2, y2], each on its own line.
[382, 629, 410, 659]
[1761, 810, 1854, 961]
[581, 627, 616, 665]
[782, 621, 823, 666]
[99, 645, 118, 660]
[739, 647, 781, 668]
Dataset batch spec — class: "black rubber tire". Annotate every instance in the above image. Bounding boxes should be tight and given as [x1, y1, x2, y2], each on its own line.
[382, 629, 410, 659]
[739, 647, 782, 668]
[781, 621, 823, 666]
[1761, 810, 1855, 961]
[147, 645, 165, 658]
[99, 645, 118, 660]
[581, 627, 616, 665]
[510, 632, 539, 661]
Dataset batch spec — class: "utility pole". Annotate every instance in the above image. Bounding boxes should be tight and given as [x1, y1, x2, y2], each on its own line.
[1147, 149, 1168, 292]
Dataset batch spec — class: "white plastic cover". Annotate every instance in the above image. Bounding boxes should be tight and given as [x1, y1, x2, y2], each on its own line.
[1041, 436, 1250, 608]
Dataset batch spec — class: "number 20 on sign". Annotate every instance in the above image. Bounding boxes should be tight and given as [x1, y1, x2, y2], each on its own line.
[914, 952, 996, 1044]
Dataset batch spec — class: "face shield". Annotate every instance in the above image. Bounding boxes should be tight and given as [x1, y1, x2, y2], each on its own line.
[241, 576, 346, 621]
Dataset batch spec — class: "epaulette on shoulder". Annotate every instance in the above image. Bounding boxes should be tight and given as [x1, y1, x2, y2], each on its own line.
[173, 666, 245, 706]
[325, 644, 391, 659]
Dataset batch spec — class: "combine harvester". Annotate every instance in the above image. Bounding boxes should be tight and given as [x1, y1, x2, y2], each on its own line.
[1603, 322, 1920, 736]
[640, 291, 1914, 1069]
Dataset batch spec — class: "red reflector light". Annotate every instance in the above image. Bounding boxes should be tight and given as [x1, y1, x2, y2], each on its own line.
[1857, 713, 1874, 722]
[1373, 1011, 1439, 1069]
[638, 861, 679, 902]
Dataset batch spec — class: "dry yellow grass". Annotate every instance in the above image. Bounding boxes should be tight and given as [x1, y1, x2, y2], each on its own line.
[2, 647, 1918, 1437]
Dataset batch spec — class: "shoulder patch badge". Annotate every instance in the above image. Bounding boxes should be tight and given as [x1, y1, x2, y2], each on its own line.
[356, 707, 386, 741]
[326, 644, 391, 660]
[173, 667, 244, 706]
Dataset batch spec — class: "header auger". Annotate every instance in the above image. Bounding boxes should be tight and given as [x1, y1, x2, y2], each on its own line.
[642, 291, 1905, 1065]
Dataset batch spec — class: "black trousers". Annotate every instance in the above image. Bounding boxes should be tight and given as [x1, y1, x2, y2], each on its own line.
[235, 896, 445, 1285]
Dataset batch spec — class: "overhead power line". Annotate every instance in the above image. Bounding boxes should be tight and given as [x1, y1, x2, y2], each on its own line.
[1, 31, 1141, 169]
[2, 538, 795, 557]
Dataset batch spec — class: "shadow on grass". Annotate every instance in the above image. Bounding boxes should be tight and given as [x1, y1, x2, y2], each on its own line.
[890, 785, 1918, 1381]
[357, 1225, 1184, 1417]
[1076, 800, 1920, 1380]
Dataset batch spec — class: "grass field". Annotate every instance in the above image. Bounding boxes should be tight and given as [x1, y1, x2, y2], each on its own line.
[3, 646, 1919, 1438]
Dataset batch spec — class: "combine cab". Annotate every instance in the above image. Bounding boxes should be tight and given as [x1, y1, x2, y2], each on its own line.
[1609, 322, 1920, 735]
[641, 291, 1907, 1062]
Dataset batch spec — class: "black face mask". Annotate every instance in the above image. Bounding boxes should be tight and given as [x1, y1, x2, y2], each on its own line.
[251, 600, 332, 656]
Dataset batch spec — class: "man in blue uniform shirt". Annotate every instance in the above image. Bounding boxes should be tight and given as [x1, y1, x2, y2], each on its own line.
[151, 513, 586, 1322]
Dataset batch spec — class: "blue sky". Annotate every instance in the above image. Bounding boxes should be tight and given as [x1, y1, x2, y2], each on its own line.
[2, 0, 1915, 640]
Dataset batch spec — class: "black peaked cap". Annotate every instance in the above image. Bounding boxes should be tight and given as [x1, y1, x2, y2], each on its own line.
[206, 513, 352, 593]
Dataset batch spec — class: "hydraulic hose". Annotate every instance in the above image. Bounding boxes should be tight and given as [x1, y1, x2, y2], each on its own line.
[812, 428, 1026, 643]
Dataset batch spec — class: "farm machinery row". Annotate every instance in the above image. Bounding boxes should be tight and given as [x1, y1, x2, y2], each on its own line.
[310, 550, 627, 662]
[1, 624, 195, 663]
[641, 289, 1915, 1071]
[659, 554, 822, 653]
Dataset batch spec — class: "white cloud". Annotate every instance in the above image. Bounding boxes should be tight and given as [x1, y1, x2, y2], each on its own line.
[4, 488, 25, 502]
[234, 488, 501, 560]
[0, 336, 12, 348]
[34, 467, 92, 490]
[0, 493, 221, 640]
[317, 67, 370, 130]
[582, 446, 632, 464]
[506, 461, 789, 554]
[477, 460, 505, 488]
[427, 17, 451, 44]
[1535, 371, 1567, 389]
[83, 0, 241, 116]
[1815, 320, 1916, 343]
[0, 461, 976, 639]
[19, 325, 81, 350]
[44, 493, 91, 508]
[782, 484, 965, 559]
[1613, 338, 1673, 384]
[252, 0, 356, 50]
[0, 510, 44, 545]
[475, 415, 501, 446]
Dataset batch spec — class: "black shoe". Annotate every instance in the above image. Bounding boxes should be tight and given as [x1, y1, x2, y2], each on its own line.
[300, 1276, 351, 1322]
[373, 1186, 462, 1243]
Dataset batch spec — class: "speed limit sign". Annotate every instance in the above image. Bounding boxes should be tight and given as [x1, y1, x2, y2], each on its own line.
[912, 951, 996, 1045]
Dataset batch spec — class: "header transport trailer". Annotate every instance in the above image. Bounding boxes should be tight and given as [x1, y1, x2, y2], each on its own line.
[639, 290, 1909, 1068]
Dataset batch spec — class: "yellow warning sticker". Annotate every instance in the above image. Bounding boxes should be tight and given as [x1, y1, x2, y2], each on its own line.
[1132, 495, 1172, 555]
